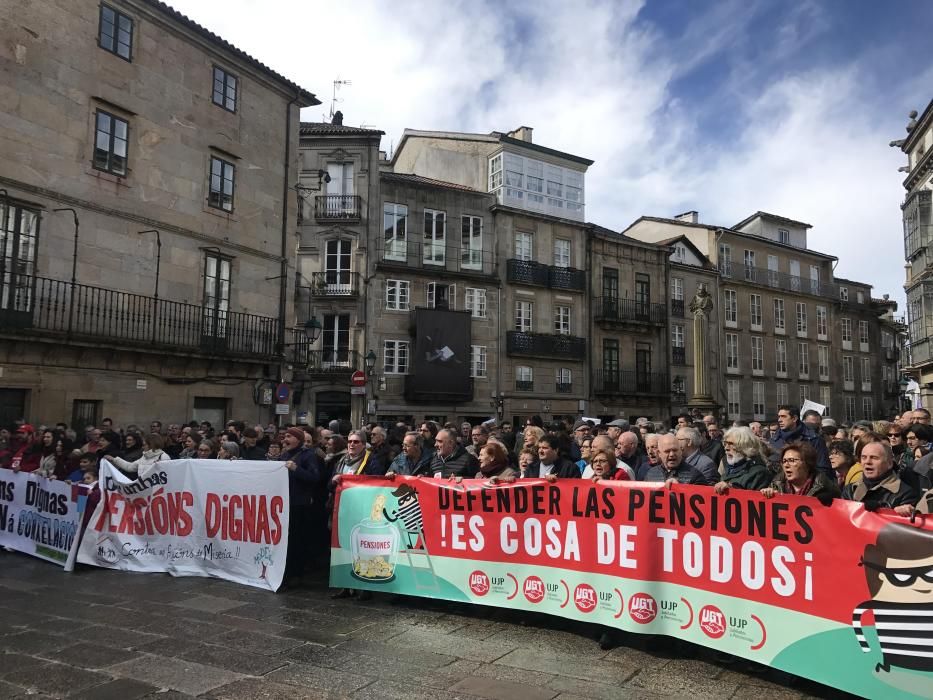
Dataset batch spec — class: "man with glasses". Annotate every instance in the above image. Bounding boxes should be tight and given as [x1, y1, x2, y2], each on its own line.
[467, 425, 489, 458]
[912, 408, 931, 425]
[674, 427, 718, 483]
[769, 404, 832, 479]
[388, 432, 432, 476]
[842, 441, 922, 510]
[430, 429, 477, 478]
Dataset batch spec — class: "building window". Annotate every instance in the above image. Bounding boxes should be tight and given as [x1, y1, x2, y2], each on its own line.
[773, 298, 785, 331]
[843, 356, 854, 382]
[516, 365, 533, 391]
[798, 342, 809, 377]
[203, 253, 231, 338]
[423, 209, 446, 265]
[809, 265, 820, 294]
[818, 345, 830, 380]
[553, 239, 570, 268]
[845, 396, 856, 423]
[842, 318, 852, 343]
[556, 368, 572, 392]
[727, 379, 740, 416]
[321, 314, 350, 366]
[816, 305, 827, 338]
[603, 268, 619, 299]
[726, 333, 739, 371]
[426, 282, 454, 310]
[93, 110, 128, 176]
[461, 216, 483, 270]
[464, 288, 486, 318]
[857, 290, 865, 304]
[776, 383, 788, 407]
[778, 228, 789, 245]
[0, 204, 38, 309]
[515, 300, 533, 332]
[488, 154, 502, 190]
[750, 294, 762, 328]
[208, 156, 235, 211]
[99, 4, 133, 60]
[514, 231, 533, 261]
[820, 386, 831, 415]
[775, 339, 787, 375]
[724, 289, 737, 325]
[383, 340, 409, 374]
[840, 286, 849, 302]
[861, 357, 872, 389]
[471, 346, 487, 378]
[751, 336, 763, 373]
[385, 279, 410, 311]
[671, 324, 685, 347]
[383, 203, 408, 261]
[796, 302, 807, 335]
[554, 305, 570, 335]
[744, 250, 756, 280]
[212, 66, 237, 112]
[800, 384, 810, 405]
[671, 277, 683, 300]
[862, 397, 873, 420]
[752, 382, 765, 418]
[673, 244, 687, 262]
[767, 255, 779, 287]
[719, 244, 732, 277]
[859, 320, 870, 346]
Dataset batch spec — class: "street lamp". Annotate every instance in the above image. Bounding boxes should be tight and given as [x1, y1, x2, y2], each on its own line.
[365, 349, 377, 376]
[301, 316, 322, 343]
[899, 374, 911, 413]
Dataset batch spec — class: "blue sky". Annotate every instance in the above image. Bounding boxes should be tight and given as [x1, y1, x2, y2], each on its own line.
[169, 0, 933, 306]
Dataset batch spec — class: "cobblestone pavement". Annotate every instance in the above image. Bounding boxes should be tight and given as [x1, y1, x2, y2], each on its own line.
[0, 551, 853, 699]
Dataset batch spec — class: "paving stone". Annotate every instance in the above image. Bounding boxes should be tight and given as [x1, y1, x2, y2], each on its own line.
[175, 642, 289, 675]
[495, 649, 640, 685]
[547, 675, 661, 700]
[44, 642, 142, 669]
[169, 595, 248, 614]
[446, 659, 556, 688]
[0, 679, 30, 700]
[449, 676, 559, 700]
[265, 661, 374, 694]
[627, 666, 740, 699]
[0, 653, 48, 676]
[213, 614, 293, 637]
[0, 631, 73, 655]
[203, 677, 328, 699]
[482, 626, 599, 656]
[138, 691, 196, 699]
[108, 654, 245, 695]
[68, 624, 166, 650]
[344, 621, 412, 642]
[730, 684, 804, 700]
[386, 629, 515, 663]
[336, 639, 461, 668]
[3, 662, 110, 696]
[213, 630, 305, 656]
[68, 678, 159, 699]
[350, 679, 483, 700]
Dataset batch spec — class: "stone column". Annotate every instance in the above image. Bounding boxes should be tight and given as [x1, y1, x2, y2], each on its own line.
[687, 286, 717, 410]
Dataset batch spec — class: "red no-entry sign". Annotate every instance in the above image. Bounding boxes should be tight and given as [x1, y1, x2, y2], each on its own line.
[351, 370, 366, 387]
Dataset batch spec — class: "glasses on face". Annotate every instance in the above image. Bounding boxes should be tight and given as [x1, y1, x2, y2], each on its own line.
[723, 441, 736, 447]
[347, 439, 362, 444]
[782, 457, 802, 465]
[887, 433, 901, 438]
[592, 458, 610, 465]
[471, 433, 483, 438]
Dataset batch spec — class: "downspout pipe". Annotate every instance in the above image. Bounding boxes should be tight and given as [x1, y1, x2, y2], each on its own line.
[279, 93, 300, 361]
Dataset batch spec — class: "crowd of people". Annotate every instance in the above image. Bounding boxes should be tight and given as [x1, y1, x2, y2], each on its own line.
[2, 406, 931, 638]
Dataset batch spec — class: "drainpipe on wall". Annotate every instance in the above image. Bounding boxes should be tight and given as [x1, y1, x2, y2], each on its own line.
[277, 93, 300, 424]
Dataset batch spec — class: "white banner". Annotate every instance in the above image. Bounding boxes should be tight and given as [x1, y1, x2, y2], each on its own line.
[78, 459, 289, 591]
[0, 471, 85, 566]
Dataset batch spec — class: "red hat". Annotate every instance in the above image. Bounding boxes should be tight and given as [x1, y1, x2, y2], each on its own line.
[17, 424, 35, 434]
[285, 427, 305, 442]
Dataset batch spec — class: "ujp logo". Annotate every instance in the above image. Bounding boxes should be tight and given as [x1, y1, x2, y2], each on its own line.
[628, 592, 658, 624]
[523, 575, 545, 603]
[469, 570, 490, 596]
[574, 583, 597, 613]
[699, 605, 726, 639]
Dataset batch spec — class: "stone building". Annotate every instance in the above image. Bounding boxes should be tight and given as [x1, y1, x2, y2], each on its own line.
[626, 211, 901, 423]
[0, 0, 318, 428]
[587, 225, 672, 422]
[294, 116, 383, 427]
[893, 100, 933, 404]
[391, 127, 593, 425]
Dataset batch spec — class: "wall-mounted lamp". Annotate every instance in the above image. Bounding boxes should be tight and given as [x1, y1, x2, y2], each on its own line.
[295, 169, 332, 194]
[365, 349, 377, 376]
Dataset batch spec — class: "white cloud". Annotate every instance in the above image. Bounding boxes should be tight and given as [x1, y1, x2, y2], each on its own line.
[169, 0, 924, 306]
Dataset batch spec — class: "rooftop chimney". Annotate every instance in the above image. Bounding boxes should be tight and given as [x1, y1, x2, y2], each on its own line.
[508, 126, 534, 143]
[332, 110, 343, 126]
[674, 210, 699, 224]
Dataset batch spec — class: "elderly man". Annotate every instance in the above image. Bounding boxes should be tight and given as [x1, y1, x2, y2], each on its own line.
[467, 425, 489, 457]
[369, 426, 391, 464]
[280, 426, 330, 581]
[643, 434, 709, 485]
[334, 430, 387, 476]
[460, 421, 472, 445]
[535, 436, 581, 479]
[913, 408, 931, 425]
[240, 427, 267, 460]
[639, 433, 661, 480]
[605, 419, 629, 443]
[842, 441, 922, 510]
[615, 431, 646, 477]
[699, 421, 725, 469]
[769, 404, 832, 479]
[675, 427, 718, 483]
[572, 420, 591, 445]
[388, 432, 432, 476]
[431, 428, 478, 478]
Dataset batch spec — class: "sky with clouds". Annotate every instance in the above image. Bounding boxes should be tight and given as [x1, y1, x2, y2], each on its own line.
[170, 0, 933, 306]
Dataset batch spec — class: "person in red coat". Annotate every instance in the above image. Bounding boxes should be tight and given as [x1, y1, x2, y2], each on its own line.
[9, 424, 41, 473]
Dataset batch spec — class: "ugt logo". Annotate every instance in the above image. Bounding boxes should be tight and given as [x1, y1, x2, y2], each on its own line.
[523, 575, 545, 604]
[468, 570, 490, 596]
[699, 605, 727, 639]
[574, 583, 597, 613]
[628, 592, 658, 624]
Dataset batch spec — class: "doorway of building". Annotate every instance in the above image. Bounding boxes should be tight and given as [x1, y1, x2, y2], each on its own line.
[315, 390, 350, 427]
[0, 388, 28, 427]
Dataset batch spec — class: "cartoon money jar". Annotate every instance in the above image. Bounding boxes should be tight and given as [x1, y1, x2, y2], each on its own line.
[350, 494, 401, 582]
[852, 522, 933, 673]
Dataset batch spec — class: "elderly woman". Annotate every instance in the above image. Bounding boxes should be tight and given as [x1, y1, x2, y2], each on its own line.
[473, 441, 517, 481]
[218, 441, 240, 460]
[714, 427, 772, 494]
[196, 440, 216, 459]
[517, 447, 537, 478]
[761, 442, 839, 504]
[576, 436, 593, 475]
[828, 440, 856, 487]
[589, 449, 630, 481]
[178, 433, 199, 459]
[521, 425, 545, 454]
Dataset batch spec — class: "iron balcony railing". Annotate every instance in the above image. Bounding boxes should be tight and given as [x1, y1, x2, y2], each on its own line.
[506, 331, 586, 360]
[672, 346, 686, 365]
[556, 382, 572, 393]
[376, 238, 496, 276]
[315, 195, 362, 221]
[290, 348, 361, 376]
[671, 298, 685, 317]
[506, 259, 585, 291]
[0, 274, 281, 359]
[305, 271, 359, 297]
[592, 369, 668, 396]
[719, 262, 844, 301]
[593, 297, 666, 325]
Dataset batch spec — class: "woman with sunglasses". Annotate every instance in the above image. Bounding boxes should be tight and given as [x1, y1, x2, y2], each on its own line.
[886, 426, 914, 472]
[761, 442, 839, 505]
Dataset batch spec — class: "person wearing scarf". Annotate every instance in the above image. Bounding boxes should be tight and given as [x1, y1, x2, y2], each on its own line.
[713, 426, 772, 494]
[761, 441, 839, 506]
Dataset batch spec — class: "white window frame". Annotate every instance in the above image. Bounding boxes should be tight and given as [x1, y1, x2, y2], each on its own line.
[553, 239, 571, 268]
[385, 279, 410, 311]
[816, 305, 827, 340]
[719, 243, 732, 277]
[426, 282, 456, 310]
[862, 397, 873, 420]
[861, 356, 872, 391]
[671, 324, 685, 347]
[727, 379, 740, 416]
[842, 317, 852, 350]
[744, 250, 756, 281]
[464, 287, 487, 318]
[515, 300, 533, 332]
[752, 381, 765, 419]
[471, 345, 487, 378]
[798, 342, 809, 379]
[671, 277, 684, 301]
[818, 345, 830, 380]
[820, 386, 831, 415]
[383, 340, 409, 374]
[773, 298, 785, 333]
[775, 339, 787, 377]
[383, 202, 408, 261]
[726, 333, 739, 372]
[751, 336, 763, 375]
[461, 215, 483, 271]
[800, 384, 810, 405]
[554, 305, 571, 335]
[767, 254, 779, 287]
[724, 289, 737, 326]
[840, 286, 849, 302]
[514, 231, 533, 261]
[556, 367, 572, 388]
[423, 209, 446, 265]
[778, 228, 789, 245]
[859, 320, 870, 351]
[845, 396, 856, 423]
[796, 302, 807, 336]
[750, 294, 762, 329]
[776, 383, 788, 407]
[843, 356, 854, 390]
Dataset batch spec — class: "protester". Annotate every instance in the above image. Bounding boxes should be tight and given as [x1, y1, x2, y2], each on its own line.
[643, 434, 709, 486]
[534, 436, 581, 481]
[589, 449, 629, 482]
[110, 434, 169, 474]
[387, 432, 432, 476]
[769, 405, 832, 479]
[280, 426, 329, 583]
[828, 440, 858, 487]
[761, 442, 839, 504]
[713, 427, 772, 493]
[121, 432, 144, 462]
[841, 440, 921, 510]
[430, 428, 478, 478]
[517, 448, 537, 478]
[9, 425, 41, 473]
[218, 441, 240, 460]
[240, 427, 266, 460]
[196, 440, 216, 459]
[674, 427, 718, 483]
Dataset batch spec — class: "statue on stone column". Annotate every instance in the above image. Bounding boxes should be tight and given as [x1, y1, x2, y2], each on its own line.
[688, 284, 715, 406]
[689, 285, 713, 318]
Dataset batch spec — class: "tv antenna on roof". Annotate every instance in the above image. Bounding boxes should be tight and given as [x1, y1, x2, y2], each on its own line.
[329, 78, 352, 120]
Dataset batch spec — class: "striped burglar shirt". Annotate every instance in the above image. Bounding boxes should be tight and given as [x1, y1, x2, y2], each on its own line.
[851, 600, 933, 672]
[392, 499, 424, 534]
